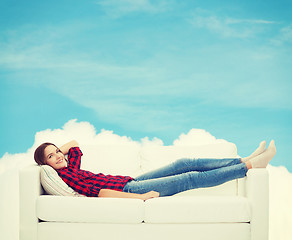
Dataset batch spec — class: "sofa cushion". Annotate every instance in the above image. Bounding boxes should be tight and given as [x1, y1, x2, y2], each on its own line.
[40, 165, 84, 197]
[36, 195, 251, 224]
[144, 196, 251, 223]
[36, 196, 144, 223]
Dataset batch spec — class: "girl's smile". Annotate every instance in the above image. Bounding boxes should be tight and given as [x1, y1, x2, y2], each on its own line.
[44, 145, 67, 170]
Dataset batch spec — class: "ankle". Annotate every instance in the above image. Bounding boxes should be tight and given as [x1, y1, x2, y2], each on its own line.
[245, 161, 252, 170]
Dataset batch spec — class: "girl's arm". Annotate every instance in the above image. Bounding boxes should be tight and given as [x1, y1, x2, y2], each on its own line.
[59, 140, 79, 155]
[98, 189, 159, 201]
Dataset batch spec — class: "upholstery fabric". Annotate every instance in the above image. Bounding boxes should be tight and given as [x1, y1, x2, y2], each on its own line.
[40, 165, 84, 197]
[36, 195, 251, 224]
[144, 196, 251, 223]
[19, 142, 269, 240]
[38, 222, 251, 240]
[36, 196, 144, 223]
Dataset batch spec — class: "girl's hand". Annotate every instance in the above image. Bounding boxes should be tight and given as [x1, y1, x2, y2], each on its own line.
[59, 140, 79, 155]
[141, 191, 160, 201]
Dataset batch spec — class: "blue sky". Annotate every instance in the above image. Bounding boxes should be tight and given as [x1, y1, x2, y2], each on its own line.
[1, 0, 292, 171]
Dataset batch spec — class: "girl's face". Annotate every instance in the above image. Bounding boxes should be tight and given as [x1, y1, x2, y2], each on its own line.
[44, 145, 67, 170]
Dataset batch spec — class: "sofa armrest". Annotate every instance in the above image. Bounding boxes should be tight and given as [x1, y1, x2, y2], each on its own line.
[19, 164, 43, 240]
[246, 169, 269, 240]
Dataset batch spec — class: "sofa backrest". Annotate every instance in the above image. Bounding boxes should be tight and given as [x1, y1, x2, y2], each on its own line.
[81, 145, 141, 176]
[80, 142, 244, 196]
[80, 142, 238, 177]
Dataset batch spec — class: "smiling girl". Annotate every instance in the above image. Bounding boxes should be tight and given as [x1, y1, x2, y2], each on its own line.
[34, 139, 276, 201]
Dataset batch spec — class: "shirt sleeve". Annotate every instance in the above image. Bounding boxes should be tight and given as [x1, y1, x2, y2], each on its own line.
[59, 170, 101, 197]
[67, 147, 83, 169]
[79, 184, 101, 197]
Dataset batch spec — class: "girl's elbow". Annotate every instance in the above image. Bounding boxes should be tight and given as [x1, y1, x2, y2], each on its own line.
[72, 140, 79, 147]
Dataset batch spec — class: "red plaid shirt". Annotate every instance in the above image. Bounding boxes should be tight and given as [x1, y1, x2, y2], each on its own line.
[57, 147, 134, 197]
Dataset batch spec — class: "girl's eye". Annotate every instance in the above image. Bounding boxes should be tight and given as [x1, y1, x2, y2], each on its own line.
[49, 155, 52, 158]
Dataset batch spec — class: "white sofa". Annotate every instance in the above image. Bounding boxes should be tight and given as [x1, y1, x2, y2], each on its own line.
[19, 143, 269, 240]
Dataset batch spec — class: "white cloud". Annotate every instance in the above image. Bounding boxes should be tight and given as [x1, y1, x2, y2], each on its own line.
[28, 119, 230, 152]
[270, 23, 292, 45]
[96, 0, 171, 18]
[31, 119, 143, 150]
[0, 119, 291, 240]
[189, 9, 276, 39]
[173, 129, 228, 146]
[225, 18, 276, 25]
[191, 15, 240, 38]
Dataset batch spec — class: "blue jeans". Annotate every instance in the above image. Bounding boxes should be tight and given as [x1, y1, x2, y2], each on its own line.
[123, 158, 248, 197]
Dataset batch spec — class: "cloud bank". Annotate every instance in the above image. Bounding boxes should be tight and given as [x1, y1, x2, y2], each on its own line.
[0, 119, 291, 240]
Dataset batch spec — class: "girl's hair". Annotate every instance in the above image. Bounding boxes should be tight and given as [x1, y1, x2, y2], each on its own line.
[34, 142, 59, 166]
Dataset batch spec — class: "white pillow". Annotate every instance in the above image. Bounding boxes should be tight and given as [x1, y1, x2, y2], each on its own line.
[40, 165, 85, 197]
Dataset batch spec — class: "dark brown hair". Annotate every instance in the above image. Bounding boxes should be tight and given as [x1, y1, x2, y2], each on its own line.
[34, 142, 58, 165]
